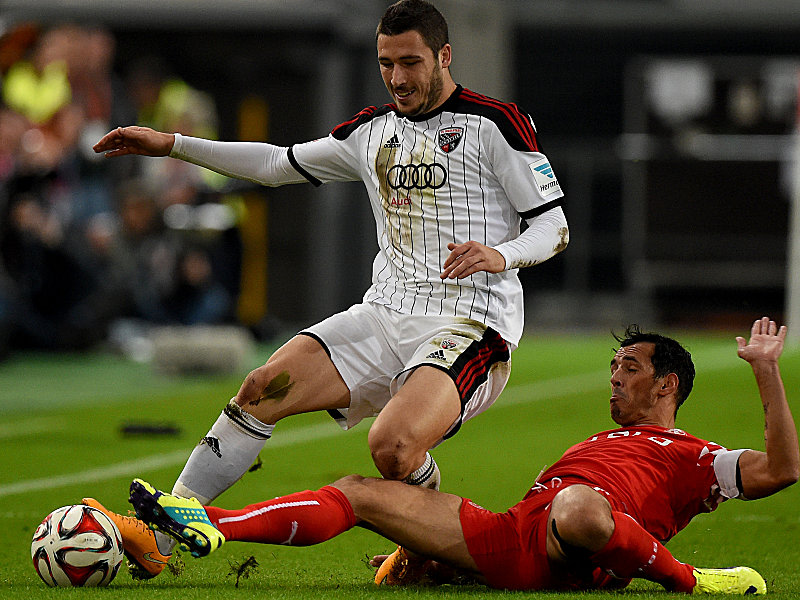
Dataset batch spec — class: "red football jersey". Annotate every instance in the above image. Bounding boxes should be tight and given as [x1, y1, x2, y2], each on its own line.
[523, 426, 730, 543]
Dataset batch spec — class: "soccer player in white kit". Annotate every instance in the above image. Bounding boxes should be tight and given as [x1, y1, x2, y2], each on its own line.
[89, 0, 569, 579]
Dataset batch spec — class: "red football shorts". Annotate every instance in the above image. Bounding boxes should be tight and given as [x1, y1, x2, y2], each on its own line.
[459, 492, 553, 590]
[459, 484, 631, 591]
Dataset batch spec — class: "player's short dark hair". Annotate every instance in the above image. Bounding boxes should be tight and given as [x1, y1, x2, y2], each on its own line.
[614, 325, 695, 412]
[377, 0, 449, 56]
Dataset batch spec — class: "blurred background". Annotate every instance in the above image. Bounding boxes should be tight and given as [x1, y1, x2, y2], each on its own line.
[1, 0, 800, 364]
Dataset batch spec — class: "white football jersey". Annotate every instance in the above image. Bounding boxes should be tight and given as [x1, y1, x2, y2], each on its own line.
[289, 86, 563, 345]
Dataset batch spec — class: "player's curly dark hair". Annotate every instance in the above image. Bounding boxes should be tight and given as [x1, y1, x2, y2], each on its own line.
[614, 325, 695, 412]
[377, 0, 449, 56]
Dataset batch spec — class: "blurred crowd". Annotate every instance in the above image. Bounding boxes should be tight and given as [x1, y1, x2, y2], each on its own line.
[0, 23, 244, 360]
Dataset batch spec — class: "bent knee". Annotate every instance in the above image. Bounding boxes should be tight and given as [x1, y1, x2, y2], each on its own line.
[237, 363, 295, 406]
[368, 429, 424, 481]
[549, 485, 614, 549]
[331, 474, 368, 493]
[330, 474, 396, 521]
[236, 364, 270, 403]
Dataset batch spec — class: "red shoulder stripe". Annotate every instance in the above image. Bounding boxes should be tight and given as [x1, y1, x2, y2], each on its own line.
[330, 103, 397, 140]
[331, 105, 377, 135]
[460, 89, 538, 152]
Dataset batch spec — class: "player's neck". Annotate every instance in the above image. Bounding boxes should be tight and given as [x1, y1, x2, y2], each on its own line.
[626, 416, 676, 429]
[425, 72, 457, 114]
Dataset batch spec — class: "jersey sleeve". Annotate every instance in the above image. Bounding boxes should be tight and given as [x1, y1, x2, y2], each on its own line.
[713, 448, 750, 500]
[170, 134, 308, 187]
[483, 111, 564, 216]
[493, 206, 568, 270]
[290, 134, 362, 186]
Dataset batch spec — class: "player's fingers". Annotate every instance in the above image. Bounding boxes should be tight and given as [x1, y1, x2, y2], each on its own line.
[101, 147, 131, 158]
[441, 252, 459, 270]
[444, 262, 466, 279]
[752, 319, 762, 337]
[443, 256, 467, 279]
[453, 257, 487, 279]
[440, 264, 456, 279]
[92, 136, 116, 153]
[442, 246, 472, 275]
[440, 252, 459, 275]
[778, 325, 788, 341]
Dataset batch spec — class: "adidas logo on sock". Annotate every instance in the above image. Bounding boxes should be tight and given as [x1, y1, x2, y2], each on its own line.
[425, 349, 446, 361]
[384, 134, 401, 148]
[201, 435, 222, 458]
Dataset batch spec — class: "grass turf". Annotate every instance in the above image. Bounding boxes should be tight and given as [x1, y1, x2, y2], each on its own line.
[1, 328, 798, 598]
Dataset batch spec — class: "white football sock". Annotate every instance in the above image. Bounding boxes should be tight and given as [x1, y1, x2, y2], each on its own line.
[173, 398, 274, 504]
[403, 452, 441, 490]
[157, 399, 274, 554]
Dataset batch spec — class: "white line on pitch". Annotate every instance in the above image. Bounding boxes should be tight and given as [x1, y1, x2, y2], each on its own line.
[0, 422, 342, 498]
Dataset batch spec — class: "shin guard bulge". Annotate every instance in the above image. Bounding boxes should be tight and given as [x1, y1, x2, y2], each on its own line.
[589, 511, 695, 593]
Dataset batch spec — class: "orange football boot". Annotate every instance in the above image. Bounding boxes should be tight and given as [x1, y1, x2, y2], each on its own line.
[82, 497, 171, 579]
[374, 546, 432, 586]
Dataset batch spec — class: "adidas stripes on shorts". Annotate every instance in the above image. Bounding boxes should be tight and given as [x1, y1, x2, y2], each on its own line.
[300, 301, 512, 439]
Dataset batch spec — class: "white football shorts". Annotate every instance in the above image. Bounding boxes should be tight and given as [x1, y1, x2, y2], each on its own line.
[300, 301, 513, 440]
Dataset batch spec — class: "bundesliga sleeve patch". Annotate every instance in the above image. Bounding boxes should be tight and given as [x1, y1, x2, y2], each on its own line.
[529, 158, 562, 196]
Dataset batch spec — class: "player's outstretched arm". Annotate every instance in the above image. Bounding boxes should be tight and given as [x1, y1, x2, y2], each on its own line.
[93, 126, 175, 158]
[736, 317, 799, 499]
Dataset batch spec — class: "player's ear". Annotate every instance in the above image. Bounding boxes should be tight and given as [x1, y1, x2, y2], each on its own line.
[658, 373, 679, 397]
[439, 43, 452, 68]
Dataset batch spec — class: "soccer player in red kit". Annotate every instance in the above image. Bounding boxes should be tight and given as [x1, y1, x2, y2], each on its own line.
[125, 317, 797, 594]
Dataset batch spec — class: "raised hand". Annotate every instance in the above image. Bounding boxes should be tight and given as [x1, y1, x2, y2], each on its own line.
[736, 317, 787, 365]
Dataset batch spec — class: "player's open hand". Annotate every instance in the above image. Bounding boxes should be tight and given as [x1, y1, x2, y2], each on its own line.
[92, 126, 175, 158]
[440, 241, 505, 280]
[736, 317, 786, 365]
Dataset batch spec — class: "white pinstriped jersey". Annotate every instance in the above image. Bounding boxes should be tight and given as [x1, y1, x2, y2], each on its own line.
[289, 85, 563, 345]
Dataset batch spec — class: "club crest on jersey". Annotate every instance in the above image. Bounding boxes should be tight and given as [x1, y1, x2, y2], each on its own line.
[440, 338, 457, 350]
[437, 126, 464, 153]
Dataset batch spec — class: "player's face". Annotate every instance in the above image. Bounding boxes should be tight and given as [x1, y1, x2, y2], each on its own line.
[609, 342, 666, 426]
[377, 30, 449, 117]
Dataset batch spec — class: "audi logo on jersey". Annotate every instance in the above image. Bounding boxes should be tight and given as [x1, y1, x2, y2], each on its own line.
[386, 162, 447, 191]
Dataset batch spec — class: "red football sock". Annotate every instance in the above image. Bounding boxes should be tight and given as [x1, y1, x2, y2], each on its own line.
[590, 511, 696, 592]
[204, 485, 357, 546]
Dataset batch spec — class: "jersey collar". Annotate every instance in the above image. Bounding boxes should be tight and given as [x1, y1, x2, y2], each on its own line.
[400, 84, 463, 122]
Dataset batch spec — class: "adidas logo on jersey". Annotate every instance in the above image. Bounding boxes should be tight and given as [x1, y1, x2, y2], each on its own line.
[384, 135, 401, 148]
[426, 349, 446, 361]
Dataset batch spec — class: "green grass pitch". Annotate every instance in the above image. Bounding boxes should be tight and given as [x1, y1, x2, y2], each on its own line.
[1, 328, 799, 599]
